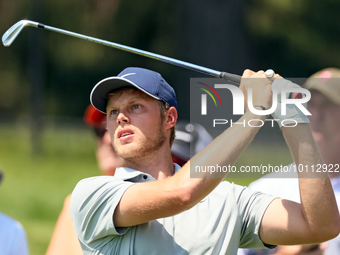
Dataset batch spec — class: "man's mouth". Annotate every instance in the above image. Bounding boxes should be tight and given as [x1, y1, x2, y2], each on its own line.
[117, 128, 135, 140]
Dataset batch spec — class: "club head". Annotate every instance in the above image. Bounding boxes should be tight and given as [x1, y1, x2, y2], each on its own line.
[2, 20, 39, 47]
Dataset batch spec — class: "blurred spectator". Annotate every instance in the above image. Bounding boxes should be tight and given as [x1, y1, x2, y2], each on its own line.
[46, 105, 213, 255]
[238, 68, 340, 255]
[46, 105, 125, 255]
[83, 104, 126, 176]
[0, 170, 29, 255]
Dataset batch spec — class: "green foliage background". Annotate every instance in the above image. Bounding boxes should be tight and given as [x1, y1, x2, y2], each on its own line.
[0, 0, 339, 254]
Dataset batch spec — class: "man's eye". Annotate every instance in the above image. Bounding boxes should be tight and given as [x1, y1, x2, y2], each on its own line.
[133, 105, 140, 110]
[111, 109, 118, 115]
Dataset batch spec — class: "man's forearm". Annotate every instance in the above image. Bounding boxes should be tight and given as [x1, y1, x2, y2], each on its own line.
[282, 124, 324, 177]
[175, 111, 267, 207]
[282, 124, 340, 241]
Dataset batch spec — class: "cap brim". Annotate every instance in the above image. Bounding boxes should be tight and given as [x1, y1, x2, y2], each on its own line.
[90, 77, 160, 113]
[305, 81, 340, 105]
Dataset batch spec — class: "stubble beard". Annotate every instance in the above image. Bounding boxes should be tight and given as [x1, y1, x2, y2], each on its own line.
[114, 121, 167, 161]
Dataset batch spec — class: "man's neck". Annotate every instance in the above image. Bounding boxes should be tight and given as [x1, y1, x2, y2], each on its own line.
[124, 149, 175, 180]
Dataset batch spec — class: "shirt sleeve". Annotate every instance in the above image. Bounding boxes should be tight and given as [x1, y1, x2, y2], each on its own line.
[70, 176, 134, 248]
[234, 184, 277, 249]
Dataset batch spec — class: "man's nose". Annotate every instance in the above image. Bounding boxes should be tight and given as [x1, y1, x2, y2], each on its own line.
[117, 111, 130, 124]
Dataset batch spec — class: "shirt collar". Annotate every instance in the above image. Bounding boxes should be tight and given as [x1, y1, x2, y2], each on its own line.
[113, 163, 182, 183]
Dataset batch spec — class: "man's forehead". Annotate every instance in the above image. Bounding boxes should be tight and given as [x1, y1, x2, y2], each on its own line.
[107, 89, 155, 107]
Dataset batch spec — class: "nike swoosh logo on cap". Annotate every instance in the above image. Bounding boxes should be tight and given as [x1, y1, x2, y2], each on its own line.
[120, 73, 136, 78]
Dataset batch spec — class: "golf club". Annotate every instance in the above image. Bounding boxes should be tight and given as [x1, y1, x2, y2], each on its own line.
[2, 20, 274, 84]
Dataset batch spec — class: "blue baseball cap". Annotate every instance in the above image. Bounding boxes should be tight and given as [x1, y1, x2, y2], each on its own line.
[90, 67, 177, 113]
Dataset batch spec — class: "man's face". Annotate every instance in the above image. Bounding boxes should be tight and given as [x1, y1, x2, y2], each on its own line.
[308, 91, 340, 141]
[106, 89, 167, 160]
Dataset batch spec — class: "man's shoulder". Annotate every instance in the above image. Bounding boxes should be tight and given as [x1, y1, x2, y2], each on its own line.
[217, 181, 276, 198]
[70, 175, 134, 221]
[75, 175, 127, 190]
[215, 181, 252, 199]
[72, 175, 130, 200]
[77, 175, 117, 184]
[216, 181, 254, 193]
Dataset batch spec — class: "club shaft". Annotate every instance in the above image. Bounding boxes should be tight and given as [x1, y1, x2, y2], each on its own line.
[38, 23, 241, 83]
[43, 24, 221, 76]
[2, 20, 241, 83]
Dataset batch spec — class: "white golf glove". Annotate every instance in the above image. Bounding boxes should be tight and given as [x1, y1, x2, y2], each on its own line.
[271, 78, 310, 128]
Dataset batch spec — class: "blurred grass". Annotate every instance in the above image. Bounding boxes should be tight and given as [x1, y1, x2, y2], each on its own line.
[231, 137, 293, 185]
[0, 122, 293, 254]
[0, 122, 100, 255]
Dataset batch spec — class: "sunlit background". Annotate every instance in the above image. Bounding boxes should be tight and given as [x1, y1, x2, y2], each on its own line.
[0, 0, 339, 253]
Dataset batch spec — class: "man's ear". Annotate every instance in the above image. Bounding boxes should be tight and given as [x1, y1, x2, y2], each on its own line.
[165, 107, 178, 129]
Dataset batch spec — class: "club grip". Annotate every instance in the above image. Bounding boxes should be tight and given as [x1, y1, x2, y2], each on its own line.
[220, 71, 241, 85]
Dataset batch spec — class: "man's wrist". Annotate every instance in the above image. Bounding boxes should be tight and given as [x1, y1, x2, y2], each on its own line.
[253, 105, 269, 119]
[244, 109, 268, 122]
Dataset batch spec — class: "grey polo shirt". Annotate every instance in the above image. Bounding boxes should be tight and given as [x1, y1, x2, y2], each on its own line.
[70, 164, 276, 255]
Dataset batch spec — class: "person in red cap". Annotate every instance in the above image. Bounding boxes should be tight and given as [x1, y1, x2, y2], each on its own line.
[83, 104, 126, 176]
[46, 105, 125, 255]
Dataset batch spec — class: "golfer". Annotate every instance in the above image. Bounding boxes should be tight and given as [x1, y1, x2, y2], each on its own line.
[71, 67, 340, 254]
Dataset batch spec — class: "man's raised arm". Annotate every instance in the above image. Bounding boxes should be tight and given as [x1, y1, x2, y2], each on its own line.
[112, 70, 274, 227]
[259, 101, 340, 245]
